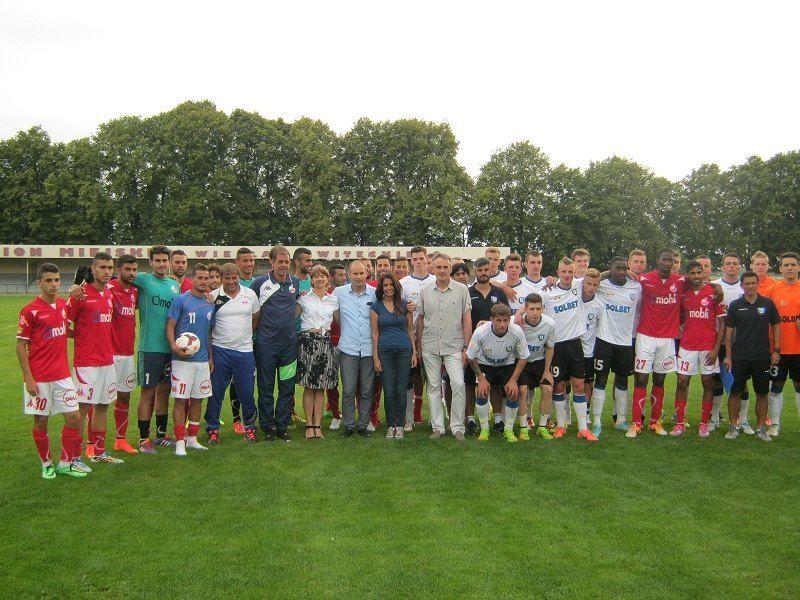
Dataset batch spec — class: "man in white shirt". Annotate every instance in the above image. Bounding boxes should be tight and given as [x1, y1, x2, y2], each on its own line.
[205, 263, 260, 444]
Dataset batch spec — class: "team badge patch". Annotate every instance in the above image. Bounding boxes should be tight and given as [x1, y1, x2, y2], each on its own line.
[757, 307, 766, 315]
[490, 296, 497, 302]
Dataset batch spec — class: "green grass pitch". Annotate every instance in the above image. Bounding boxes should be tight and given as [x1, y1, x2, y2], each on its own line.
[0, 295, 798, 598]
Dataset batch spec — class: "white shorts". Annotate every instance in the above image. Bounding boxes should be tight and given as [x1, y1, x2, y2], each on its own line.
[171, 361, 212, 399]
[635, 333, 677, 374]
[677, 348, 719, 376]
[24, 377, 79, 416]
[74, 365, 117, 405]
[114, 355, 136, 392]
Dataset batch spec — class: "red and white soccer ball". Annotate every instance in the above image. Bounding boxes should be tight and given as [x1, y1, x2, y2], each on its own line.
[175, 332, 200, 356]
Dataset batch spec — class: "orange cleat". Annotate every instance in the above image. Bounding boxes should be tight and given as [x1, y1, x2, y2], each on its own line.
[577, 428, 599, 442]
[85, 442, 95, 459]
[114, 438, 138, 454]
[553, 427, 567, 438]
[232, 421, 246, 435]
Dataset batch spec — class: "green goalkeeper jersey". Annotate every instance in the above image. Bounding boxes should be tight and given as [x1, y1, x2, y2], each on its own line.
[134, 272, 181, 354]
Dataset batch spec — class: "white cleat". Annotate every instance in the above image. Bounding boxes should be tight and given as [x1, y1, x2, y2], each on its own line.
[329, 418, 341, 430]
[767, 424, 780, 437]
[707, 420, 720, 433]
[175, 440, 187, 457]
[740, 421, 755, 435]
[366, 422, 376, 432]
[186, 437, 208, 451]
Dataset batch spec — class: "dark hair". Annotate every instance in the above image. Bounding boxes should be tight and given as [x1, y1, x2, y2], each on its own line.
[237, 247, 254, 258]
[610, 256, 628, 267]
[409, 245, 427, 256]
[169, 249, 187, 259]
[149, 245, 170, 260]
[376, 254, 391, 263]
[451, 263, 469, 277]
[394, 256, 409, 264]
[293, 247, 312, 260]
[375, 273, 407, 317]
[780, 252, 800, 264]
[740, 271, 758, 284]
[208, 262, 222, 274]
[686, 260, 703, 272]
[192, 263, 209, 275]
[525, 250, 542, 260]
[695, 254, 711, 261]
[93, 252, 113, 263]
[659, 248, 676, 259]
[37, 263, 59, 279]
[723, 252, 740, 262]
[473, 257, 490, 269]
[330, 263, 345, 274]
[116, 254, 137, 268]
[524, 292, 543, 306]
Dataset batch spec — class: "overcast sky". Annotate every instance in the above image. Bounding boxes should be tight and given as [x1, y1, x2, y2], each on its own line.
[2, 1, 798, 180]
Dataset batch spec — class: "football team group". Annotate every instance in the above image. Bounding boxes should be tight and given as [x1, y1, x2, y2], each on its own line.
[16, 244, 800, 480]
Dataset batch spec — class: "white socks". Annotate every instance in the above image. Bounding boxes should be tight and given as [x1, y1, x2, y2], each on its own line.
[476, 401, 490, 429]
[616, 388, 628, 424]
[503, 404, 518, 430]
[554, 394, 566, 428]
[768, 392, 783, 425]
[711, 394, 723, 422]
[592, 388, 606, 426]
[739, 398, 750, 424]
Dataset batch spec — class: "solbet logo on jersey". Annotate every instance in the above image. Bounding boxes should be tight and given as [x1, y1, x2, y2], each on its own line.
[554, 300, 579, 313]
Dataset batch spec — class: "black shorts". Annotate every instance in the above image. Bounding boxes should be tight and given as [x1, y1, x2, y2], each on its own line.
[593, 338, 634, 378]
[480, 364, 517, 388]
[731, 359, 771, 395]
[770, 354, 800, 384]
[519, 360, 548, 388]
[137, 352, 171, 388]
[552, 338, 585, 382]
[584, 357, 595, 383]
[464, 364, 476, 386]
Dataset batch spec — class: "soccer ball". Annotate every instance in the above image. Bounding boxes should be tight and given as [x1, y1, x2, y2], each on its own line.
[175, 332, 200, 356]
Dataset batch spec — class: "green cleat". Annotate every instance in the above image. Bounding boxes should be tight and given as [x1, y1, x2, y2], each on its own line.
[478, 428, 490, 441]
[503, 428, 518, 443]
[41, 463, 56, 480]
[518, 427, 530, 441]
[55, 462, 88, 478]
[536, 426, 553, 440]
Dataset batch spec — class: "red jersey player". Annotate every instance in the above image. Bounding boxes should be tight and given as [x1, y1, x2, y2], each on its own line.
[66, 252, 123, 465]
[16, 263, 87, 479]
[108, 254, 139, 453]
[672, 261, 725, 437]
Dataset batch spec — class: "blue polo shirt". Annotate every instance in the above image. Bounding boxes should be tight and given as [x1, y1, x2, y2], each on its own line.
[251, 273, 300, 346]
[333, 283, 376, 357]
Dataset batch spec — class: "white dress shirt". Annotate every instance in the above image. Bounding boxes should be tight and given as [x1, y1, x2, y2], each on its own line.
[299, 291, 339, 332]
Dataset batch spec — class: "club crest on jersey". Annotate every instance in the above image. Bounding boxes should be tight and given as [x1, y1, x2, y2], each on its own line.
[571, 289, 578, 296]
[670, 284, 678, 293]
[757, 307, 766, 315]
[490, 296, 497, 302]
[505, 345, 514, 353]
[700, 297, 710, 306]
[289, 286, 296, 294]
[630, 293, 636, 300]
[538, 334, 545, 341]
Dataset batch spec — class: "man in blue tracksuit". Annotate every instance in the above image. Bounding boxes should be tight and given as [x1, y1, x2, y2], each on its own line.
[251, 246, 300, 442]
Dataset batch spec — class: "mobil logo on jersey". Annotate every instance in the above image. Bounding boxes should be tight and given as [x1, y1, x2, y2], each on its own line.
[689, 308, 710, 319]
[43, 323, 67, 340]
[92, 309, 112, 323]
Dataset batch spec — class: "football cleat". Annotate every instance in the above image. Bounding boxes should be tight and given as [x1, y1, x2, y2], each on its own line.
[90, 452, 124, 464]
[553, 427, 566, 439]
[503, 429, 518, 443]
[70, 458, 93, 473]
[577, 429, 599, 442]
[138, 439, 157, 454]
[244, 428, 257, 443]
[698, 423, 710, 438]
[725, 425, 740, 440]
[670, 424, 686, 437]
[477, 429, 490, 441]
[536, 426, 553, 440]
[614, 420, 629, 431]
[232, 421, 246, 435]
[740, 421, 755, 435]
[114, 439, 138, 454]
[591, 424, 602, 438]
[41, 463, 56, 480]
[55, 461, 88, 478]
[518, 427, 530, 441]
[625, 423, 642, 439]
[755, 426, 772, 442]
[186, 438, 208, 451]
[175, 440, 187, 456]
[767, 424, 780, 437]
[649, 422, 668, 436]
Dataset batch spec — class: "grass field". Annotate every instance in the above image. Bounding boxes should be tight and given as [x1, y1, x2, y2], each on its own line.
[1, 294, 799, 598]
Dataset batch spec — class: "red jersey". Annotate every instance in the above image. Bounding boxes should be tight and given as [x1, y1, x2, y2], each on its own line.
[17, 297, 71, 382]
[66, 284, 114, 367]
[679, 284, 725, 351]
[108, 279, 138, 356]
[180, 277, 193, 293]
[637, 271, 687, 339]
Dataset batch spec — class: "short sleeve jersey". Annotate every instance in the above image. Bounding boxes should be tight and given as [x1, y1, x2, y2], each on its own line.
[17, 297, 70, 382]
[168, 292, 214, 362]
[520, 314, 556, 362]
[766, 280, 800, 354]
[468, 284, 509, 331]
[581, 297, 604, 357]
[712, 278, 744, 310]
[637, 271, 687, 339]
[758, 276, 777, 296]
[134, 272, 180, 354]
[66, 284, 114, 367]
[400, 273, 435, 326]
[542, 282, 584, 343]
[209, 286, 260, 352]
[466, 322, 530, 366]
[596, 278, 641, 345]
[108, 279, 138, 356]
[507, 279, 539, 315]
[523, 276, 548, 292]
[251, 273, 301, 345]
[726, 295, 780, 361]
[179, 277, 193, 293]
[679, 284, 725, 351]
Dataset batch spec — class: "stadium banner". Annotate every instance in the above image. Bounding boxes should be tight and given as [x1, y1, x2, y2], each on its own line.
[0, 245, 508, 261]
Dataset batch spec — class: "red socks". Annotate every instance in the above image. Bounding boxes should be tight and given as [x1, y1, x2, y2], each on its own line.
[32, 429, 50, 464]
[60, 426, 81, 462]
[187, 422, 200, 438]
[94, 429, 106, 454]
[650, 386, 664, 425]
[174, 423, 186, 441]
[632, 386, 646, 424]
[114, 402, 129, 438]
[701, 401, 712, 424]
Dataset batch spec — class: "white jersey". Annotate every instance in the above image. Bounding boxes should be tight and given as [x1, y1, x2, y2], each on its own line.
[506, 279, 539, 314]
[520, 314, 556, 362]
[209, 286, 260, 352]
[581, 297, 604, 356]
[466, 322, 530, 366]
[596, 278, 641, 346]
[542, 282, 584, 343]
[491, 271, 508, 284]
[400, 273, 434, 325]
[712, 278, 743, 309]
[523, 276, 548, 292]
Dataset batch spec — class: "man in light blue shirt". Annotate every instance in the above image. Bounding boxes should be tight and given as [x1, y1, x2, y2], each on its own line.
[333, 260, 376, 437]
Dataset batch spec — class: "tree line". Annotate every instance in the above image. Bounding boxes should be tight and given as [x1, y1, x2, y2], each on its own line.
[1, 100, 797, 272]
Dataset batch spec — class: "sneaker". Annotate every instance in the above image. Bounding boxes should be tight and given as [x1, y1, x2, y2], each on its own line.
[186, 438, 208, 451]
[740, 421, 755, 435]
[232, 421, 246, 435]
[625, 423, 642, 439]
[55, 461, 88, 478]
[591, 424, 602, 438]
[276, 431, 291, 442]
[343, 428, 355, 438]
[503, 429, 518, 443]
[670, 424, 686, 437]
[91, 452, 124, 464]
[518, 427, 530, 441]
[175, 440, 187, 456]
[138, 439, 157, 454]
[386, 426, 396, 440]
[395, 427, 405, 439]
[114, 439, 138, 454]
[698, 423, 710, 438]
[755, 426, 772, 442]
[707, 419, 720, 433]
[454, 431, 465, 442]
[357, 429, 371, 438]
[725, 425, 740, 440]
[614, 420, 629, 431]
[85, 442, 95, 459]
[429, 431, 444, 440]
[366, 422, 376, 433]
[466, 421, 478, 436]
[649, 422, 668, 436]
[153, 436, 174, 448]
[244, 428, 257, 443]
[41, 463, 56, 480]
[71, 457, 92, 473]
[493, 420, 504, 433]
[768, 424, 780, 437]
[536, 426, 553, 440]
[553, 427, 566, 439]
[329, 418, 341, 431]
[403, 422, 413, 432]
[208, 430, 220, 445]
[264, 429, 276, 442]
[577, 429, 599, 441]
[477, 428, 490, 441]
